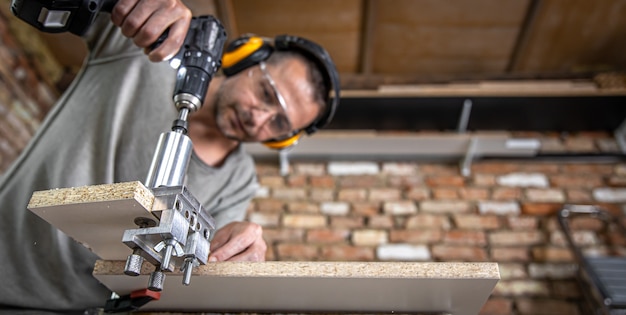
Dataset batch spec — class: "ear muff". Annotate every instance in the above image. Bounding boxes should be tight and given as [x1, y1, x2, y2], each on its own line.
[262, 131, 303, 150]
[222, 36, 273, 77]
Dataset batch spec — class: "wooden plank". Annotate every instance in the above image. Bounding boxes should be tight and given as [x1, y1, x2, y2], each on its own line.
[370, 0, 530, 75]
[230, 0, 362, 73]
[511, 0, 626, 73]
[95, 260, 499, 314]
[28, 181, 155, 260]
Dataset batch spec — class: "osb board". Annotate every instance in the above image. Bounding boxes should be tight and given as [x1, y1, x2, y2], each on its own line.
[27, 181, 155, 260]
[95, 260, 500, 314]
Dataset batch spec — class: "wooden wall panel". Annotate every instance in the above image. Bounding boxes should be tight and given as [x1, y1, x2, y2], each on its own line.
[370, 0, 530, 75]
[229, 0, 362, 73]
[512, 0, 626, 74]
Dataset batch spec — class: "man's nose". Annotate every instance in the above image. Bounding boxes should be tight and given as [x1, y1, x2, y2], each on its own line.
[245, 107, 275, 132]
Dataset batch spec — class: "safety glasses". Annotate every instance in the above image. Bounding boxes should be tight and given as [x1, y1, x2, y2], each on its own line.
[255, 61, 294, 138]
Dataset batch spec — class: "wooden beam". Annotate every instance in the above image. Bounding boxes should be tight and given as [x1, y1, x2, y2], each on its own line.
[358, 0, 377, 74]
[214, 0, 239, 41]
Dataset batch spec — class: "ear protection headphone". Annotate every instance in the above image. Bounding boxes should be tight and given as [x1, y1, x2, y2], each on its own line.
[221, 34, 340, 150]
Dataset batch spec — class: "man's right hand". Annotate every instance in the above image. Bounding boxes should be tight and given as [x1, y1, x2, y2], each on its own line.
[110, 0, 192, 62]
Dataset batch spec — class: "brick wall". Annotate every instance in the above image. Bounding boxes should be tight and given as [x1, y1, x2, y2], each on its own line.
[0, 8, 58, 172]
[251, 159, 626, 315]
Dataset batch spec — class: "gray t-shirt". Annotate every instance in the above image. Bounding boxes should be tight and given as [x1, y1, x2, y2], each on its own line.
[0, 15, 257, 312]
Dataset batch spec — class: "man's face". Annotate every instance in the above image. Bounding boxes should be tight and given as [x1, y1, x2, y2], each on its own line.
[214, 58, 321, 142]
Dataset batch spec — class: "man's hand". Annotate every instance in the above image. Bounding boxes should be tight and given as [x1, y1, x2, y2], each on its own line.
[208, 222, 267, 262]
[110, 0, 192, 62]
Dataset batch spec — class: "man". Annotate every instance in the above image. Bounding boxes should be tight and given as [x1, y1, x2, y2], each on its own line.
[0, 0, 339, 313]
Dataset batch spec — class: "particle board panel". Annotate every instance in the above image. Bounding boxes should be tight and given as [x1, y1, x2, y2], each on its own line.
[27, 181, 155, 260]
[95, 260, 500, 314]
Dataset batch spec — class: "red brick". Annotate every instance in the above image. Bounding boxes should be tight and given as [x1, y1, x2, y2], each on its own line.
[406, 214, 451, 230]
[459, 187, 490, 200]
[286, 201, 320, 213]
[406, 187, 430, 200]
[473, 174, 497, 186]
[272, 187, 307, 200]
[425, 175, 465, 187]
[367, 215, 394, 228]
[282, 214, 326, 228]
[493, 280, 550, 297]
[521, 203, 563, 216]
[608, 176, 626, 187]
[454, 214, 501, 230]
[569, 216, 604, 230]
[275, 243, 318, 260]
[550, 175, 603, 188]
[319, 245, 375, 261]
[479, 298, 513, 315]
[330, 216, 365, 229]
[352, 202, 381, 216]
[431, 245, 487, 261]
[352, 229, 388, 246]
[338, 175, 385, 188]
[262, 228, 305, 243]
[292, 162, 325, 175]
[490, 247, 531, 262]
[498, 263, 528, 279]
[387, 175, 424, 188]
[368, 188, 401, 201]
[259, 175, 285, 187]
[472, 162, 520, 174]
[506, 216, 539, 230]
[309, 188, 334, 201]
[389, 229, 442, 244]
[519, 163, 560, 174]
[310, 175, 335, 188]
[562, 164, 614, 175]
[566, 189, 593, 202]
[489, 231, 545, 246]
[432, 188, 459, 199]
[306, 229, 349, 243]
[444, 230, 487, 246]
[420, 163, 459, 174]
[492, 187, 522, 200]
[516, 298, 580, 315]
[256, 199, 285, 212]
[525, 188, 565, 202]
[531, 246, 574, 262]
[337, 188, 367, 201]
[381, 162, 418, 175]
[256, 163, 280, 176]
[286, 175, 307, 187]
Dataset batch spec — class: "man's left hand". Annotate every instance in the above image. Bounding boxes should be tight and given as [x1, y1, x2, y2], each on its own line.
[208, 221, 267, 262]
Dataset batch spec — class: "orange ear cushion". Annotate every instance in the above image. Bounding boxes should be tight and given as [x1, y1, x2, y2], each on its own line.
[263, 132, 303, 150]
[222, 36, 265, 68]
